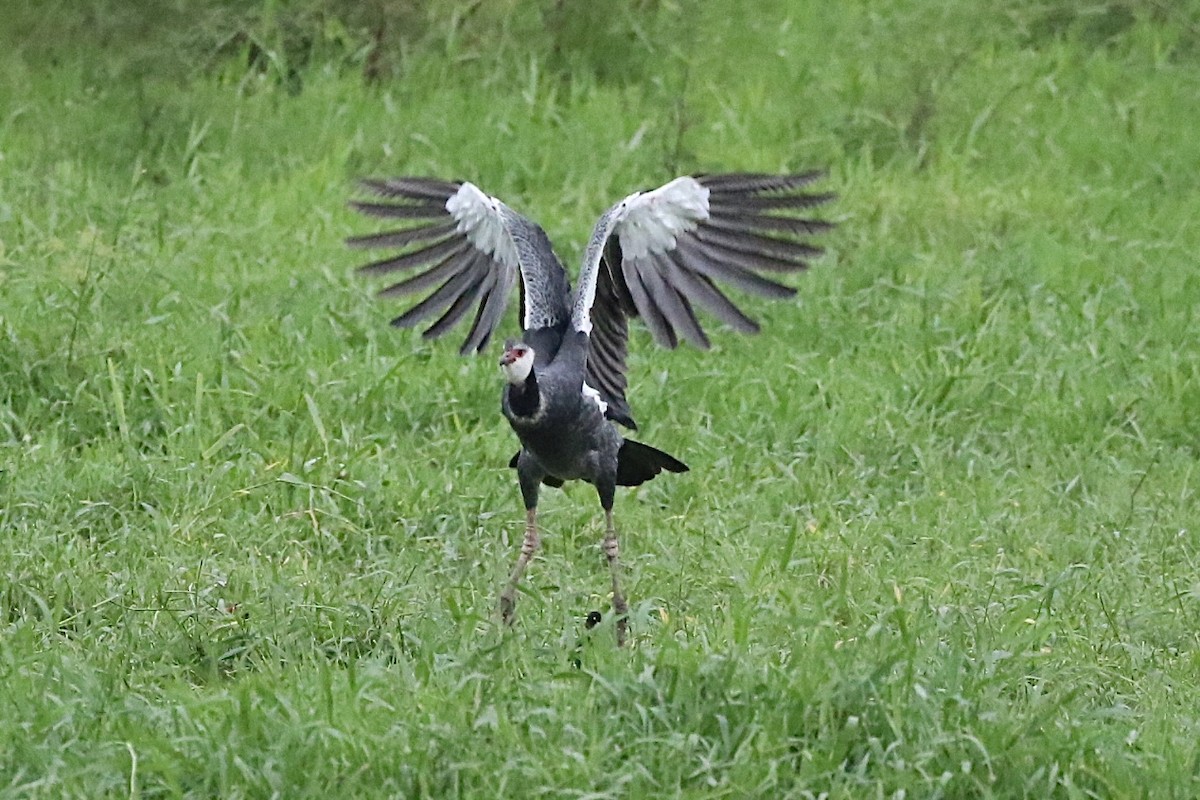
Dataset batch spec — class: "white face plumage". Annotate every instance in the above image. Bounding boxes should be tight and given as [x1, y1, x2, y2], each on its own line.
[500, 344, 535, 385]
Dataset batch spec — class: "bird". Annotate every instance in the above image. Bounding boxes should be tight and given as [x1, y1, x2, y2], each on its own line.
[347, 170, 834, 644]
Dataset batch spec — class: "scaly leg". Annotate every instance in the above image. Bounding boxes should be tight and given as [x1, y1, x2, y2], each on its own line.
[602, 508, 628, 646]
[500, 507, 538, 625]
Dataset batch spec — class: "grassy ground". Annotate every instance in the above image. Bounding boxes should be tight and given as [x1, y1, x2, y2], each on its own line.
[3, 0, 1200, 796]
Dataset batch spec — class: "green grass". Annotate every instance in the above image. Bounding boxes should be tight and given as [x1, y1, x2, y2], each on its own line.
[3, 0, 1200, 796]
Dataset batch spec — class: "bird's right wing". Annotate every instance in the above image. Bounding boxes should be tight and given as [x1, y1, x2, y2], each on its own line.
[349, 177, 571, 354]
[572, 171, 835, 427]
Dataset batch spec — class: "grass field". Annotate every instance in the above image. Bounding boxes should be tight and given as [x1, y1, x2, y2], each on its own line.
[3, 0, 1200, 796]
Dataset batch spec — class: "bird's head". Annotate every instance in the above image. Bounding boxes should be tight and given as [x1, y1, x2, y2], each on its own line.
[499, 339, 535, 385]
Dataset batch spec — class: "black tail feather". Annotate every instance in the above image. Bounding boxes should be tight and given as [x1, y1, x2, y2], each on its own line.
[616, 439, 689, 487]
[509, 442, 687, 489]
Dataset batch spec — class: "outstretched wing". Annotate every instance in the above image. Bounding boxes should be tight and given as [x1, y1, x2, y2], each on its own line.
[572, 171, 835, 428]
[349, 177, 571, 354]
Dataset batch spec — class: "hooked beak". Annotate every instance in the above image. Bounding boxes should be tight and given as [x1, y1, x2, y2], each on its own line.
[499, 350, 517, 367]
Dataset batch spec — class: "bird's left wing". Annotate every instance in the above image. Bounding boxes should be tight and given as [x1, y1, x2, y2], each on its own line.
[572, 171, 835, 428]
[349, 177, 571, 354]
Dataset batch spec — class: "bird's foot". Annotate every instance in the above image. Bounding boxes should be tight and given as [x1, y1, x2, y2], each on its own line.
[615, 616, 628, 647]
[500, 592, 516, 626]
[612, 598, 629, 647]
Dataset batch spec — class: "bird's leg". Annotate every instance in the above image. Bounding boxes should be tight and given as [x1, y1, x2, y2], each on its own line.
[502, 460, 543, 626]
[500, 506, 538, 625]
[603, 507, 629, 647]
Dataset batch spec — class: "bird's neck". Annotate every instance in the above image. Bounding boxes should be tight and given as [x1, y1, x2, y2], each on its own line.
[506, 368, 540, 417]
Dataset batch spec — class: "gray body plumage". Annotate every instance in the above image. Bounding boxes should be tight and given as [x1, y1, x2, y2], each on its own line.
[503, 330, 623, 499]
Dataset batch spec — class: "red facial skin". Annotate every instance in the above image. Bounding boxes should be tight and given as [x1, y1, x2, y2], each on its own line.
[500, 346, 528, 367]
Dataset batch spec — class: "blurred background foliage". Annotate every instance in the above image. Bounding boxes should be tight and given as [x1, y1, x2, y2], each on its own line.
[8, 0, 694, 89]
[9, 0, 1196, 90]
[8, 0, 1197, 189]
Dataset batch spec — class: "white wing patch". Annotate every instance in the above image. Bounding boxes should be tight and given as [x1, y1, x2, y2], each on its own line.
[570, 177, 710, 337]
[582, 382, 608, 414]
[616, 176, 710, 260]
[446, 182, 520, 268]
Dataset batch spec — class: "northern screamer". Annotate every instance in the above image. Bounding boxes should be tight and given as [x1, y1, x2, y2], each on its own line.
[349, 172, 834, 644]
